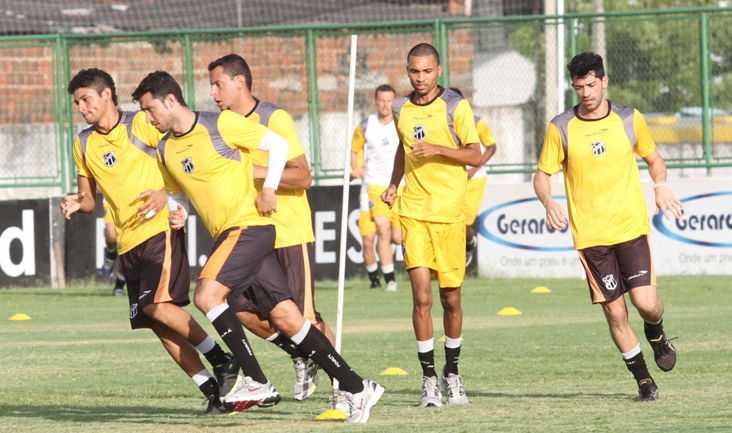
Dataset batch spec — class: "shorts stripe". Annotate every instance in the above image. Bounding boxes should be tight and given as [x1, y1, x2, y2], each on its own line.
[301, 244, 317, 324]
[153, 230, 173, 303]
[577, 250, 606, 303]
[647, 237, 657, 287]
[201, 227, 243, 280]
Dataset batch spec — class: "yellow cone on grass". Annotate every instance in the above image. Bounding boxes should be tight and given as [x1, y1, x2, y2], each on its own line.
[531, 286, 551, 293]
[317, 409, 348, 420]
[381, 367, 407, 375]
[9, 313, 31, 321]
[497, 307, 522, 316]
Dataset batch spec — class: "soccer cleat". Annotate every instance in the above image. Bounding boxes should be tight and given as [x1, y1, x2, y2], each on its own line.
[441, 368, 468, 404]
[369, 279, 382, 289]
[386, 281, 398, 292]
[331, 390, 351, 416]
[646, 325, 677, 372]
[213, 354, 240, 402]
[634, 378, 659, 402]
[198, 395, 234, 416]
[344, 379, 385, 423]
[223, 375, 281, 412]
[465, 236, 477, 267]
[419, 375, 442, 407]
[292, 357, 319, 401]
[112, 286, 124, 297]
[101, 248, 118, 279]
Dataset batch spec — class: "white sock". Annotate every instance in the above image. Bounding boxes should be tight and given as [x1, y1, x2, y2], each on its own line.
[444, 335, 462, 349]
[381, 263, 394, 274]
[621, 343, 642, 360]
[645, 317, 663, 325]
[290, 321, 312, 345]
[416, 338, 434, 353]
[366, 263, 378, 273]
[195, 335, 216, 354]
[205, 303, 229, 322]
[265, 331, 280, 342]
[191, 368, 213, 386]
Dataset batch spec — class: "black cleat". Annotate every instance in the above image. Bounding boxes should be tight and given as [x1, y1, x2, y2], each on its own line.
[198, 396, 234, 416]
[213, 354, 240, 401]
[646, 324, 677, 372]
[634, 378, 659, 402]
[369, 280, 382, 289]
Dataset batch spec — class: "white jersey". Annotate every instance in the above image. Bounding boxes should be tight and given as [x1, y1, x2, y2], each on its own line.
[360, 114, 401, 186]
[359, 179, 369, 212]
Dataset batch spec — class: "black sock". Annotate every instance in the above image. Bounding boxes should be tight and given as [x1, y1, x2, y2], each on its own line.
[269, 333, 301, 359]
[295, 325, 363, 394]
[210, 307, 267, 384]
[418, 350, 436, 378]
[644, 319, 664, 341]
[368, 270, 380, 284]
[114, 275, 126, 290]
[199, 377, 219, 400]
[105, 246, 118, 260]
[624, 352, 652, 383]
[444, 345, 461, 376]
[383, 271, 395, 284]
[202, 342, 229, 367]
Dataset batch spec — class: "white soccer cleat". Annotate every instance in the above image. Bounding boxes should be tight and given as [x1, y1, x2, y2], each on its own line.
[420, 375, 442, 407]
[344, 379, 385, 423]
[386, 281, 398, 292]
[292, 357, 319, 400]
[331, 390, 351, 416]
[441, 369, 468, 405]
[223, 375, 281, 412]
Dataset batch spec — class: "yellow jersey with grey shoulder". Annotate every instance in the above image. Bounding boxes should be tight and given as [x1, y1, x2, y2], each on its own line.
[73, 111, 167, 254]
[247, 100, 315, 248]
[537, 101, 655, 250]
[392, 87, 480, 222]
[156, 110, 271, 240]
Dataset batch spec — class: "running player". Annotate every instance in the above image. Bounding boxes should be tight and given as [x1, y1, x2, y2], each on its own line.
[101, 199, 127, 296]
[381, 43, 481, 407]
[534, 52, 679, 401]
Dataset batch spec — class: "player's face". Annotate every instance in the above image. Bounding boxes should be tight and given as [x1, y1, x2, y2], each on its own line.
[72, 87, 110, 125]
[138, 92, 174, 132]
[571, 71, 609, 113]
[209, 66, 239, 111]
[374, 90, 395, 118]
[407, 55, 442, 98]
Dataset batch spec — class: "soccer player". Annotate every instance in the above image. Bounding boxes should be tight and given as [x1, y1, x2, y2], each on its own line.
[101, 199, 127, 296]
[381, 43, 481, 407]
[533, 52, 679, 401]
[357, 180, 379, 288]
[351, 84, 403, 292]
[61, 68, 239, 416]
[449, 88, 497, 268]
[132, 71, 384, 423]
[207, 53, 336, 401]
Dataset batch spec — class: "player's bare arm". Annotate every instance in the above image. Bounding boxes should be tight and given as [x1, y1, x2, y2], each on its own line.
[533, 169, 567, 231]
[467, 144, 496, 179]
[60, 175, 97, 219]
[168, 204, 187, 230]
[136, 188, 166, 221]
[252, 154, 312, 190]
[411, 141, 482, 166]
[381, 141, 405, 208]
[643, 149, 683, 220]
[350, 151, 366, 179]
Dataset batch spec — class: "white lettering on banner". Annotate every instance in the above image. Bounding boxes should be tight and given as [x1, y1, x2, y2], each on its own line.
[0, 209, 36, 277]
[187, 215, 198, 267]
[96, 217, 105, 269]
[346, 209, 363, 264]
[314, 211, 336, 264]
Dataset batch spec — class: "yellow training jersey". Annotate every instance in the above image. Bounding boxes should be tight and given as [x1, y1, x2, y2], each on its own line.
[469, 117, 496, 180]
[73, 111, 167, 254]
[537, 101, 656, 249]
[156, 110, 272, 240]
[392, 87, 480, 223]
[248, 100, 315, 248]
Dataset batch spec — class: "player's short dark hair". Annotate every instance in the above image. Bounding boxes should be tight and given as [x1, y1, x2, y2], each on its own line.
[374, 84, 396, 98]
[208, 54, 253, 91]
[407, 43, 441, 65]
[132, 71, 187, 107]
[449, 87, 463, 97]
[567, 52, 606, 80]
[67, 68, 118, 106]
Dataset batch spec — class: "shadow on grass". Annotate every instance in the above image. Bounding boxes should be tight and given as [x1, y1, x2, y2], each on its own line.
[384, 388, 630, 400]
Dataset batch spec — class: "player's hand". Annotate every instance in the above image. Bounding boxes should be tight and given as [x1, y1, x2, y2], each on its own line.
[381, 185, 398, 209]
[60, 192, 85, 220]
[136, 189, 166, 221]
[654, 185, 683, 220]
[255, 187, 277, 217]
[168, 204, 187, 230]
[411, 140, 441, 158]
[252, 164, 267, 180]
[545, 199, 568, 231]
[351, 165, 366, 179]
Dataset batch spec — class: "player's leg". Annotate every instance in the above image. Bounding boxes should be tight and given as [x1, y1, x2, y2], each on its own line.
[464, 177, 485, 268]
[374, 215, 397, 291]
[102, 220, 118, 281]
[360, 211, 380, 288]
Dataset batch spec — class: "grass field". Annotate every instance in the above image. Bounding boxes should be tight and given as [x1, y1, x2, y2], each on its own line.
[1, 275, 731, 433]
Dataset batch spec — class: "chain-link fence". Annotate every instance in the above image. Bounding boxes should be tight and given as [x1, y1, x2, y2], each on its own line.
[1, 7, 731, 194]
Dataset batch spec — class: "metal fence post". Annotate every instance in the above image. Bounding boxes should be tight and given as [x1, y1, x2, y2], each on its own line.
[62, 36, 76, 192]
[183, 33, 196, 110]
[699, 11, 712, 176]
[439, 20, 450, 88]
[306, 29, 322, 185]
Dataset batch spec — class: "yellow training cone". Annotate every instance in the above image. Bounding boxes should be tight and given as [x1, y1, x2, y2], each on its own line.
[317, 409, 348, 420]
[497, 307, 522, 316]
[531, 286, 551, 293]
[381, 367, 408, 375]
[9, 313, 31, 321]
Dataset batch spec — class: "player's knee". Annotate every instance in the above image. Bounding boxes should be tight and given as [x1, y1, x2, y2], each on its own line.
[413, 292, 433, 309]
[439, 290, 461, 310]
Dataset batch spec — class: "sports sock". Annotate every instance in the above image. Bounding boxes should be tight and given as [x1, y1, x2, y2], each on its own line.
[622, 343, 652, 383]
[644, 318, 664, 340]
[114, 274, 125, 289]
[192, 369, 219, 399]
[266, 331, 301, 359]
[444, 335, 461, 376]
[417, 339, 437, 378]
[382, 263, 395, 284]
[368, 270, 380, 285]
[206, 304, 267, 384]
[290, 321, 363, 394]
[196, 336, 229, 367]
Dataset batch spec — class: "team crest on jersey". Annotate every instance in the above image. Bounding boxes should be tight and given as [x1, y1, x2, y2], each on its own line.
[413, 125, 426, 141]
[591, 140, 606, 156]
[381, 137, 389, 147]
[181, 157, 194, 174]
[602, 274, 618, 291]
[103, 151, 116, 167]
[369, 200, 375, 210]
[129, 303, 138, 319]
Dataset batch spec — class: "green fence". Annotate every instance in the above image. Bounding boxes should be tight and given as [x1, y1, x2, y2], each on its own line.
[1, 6, 731, 194]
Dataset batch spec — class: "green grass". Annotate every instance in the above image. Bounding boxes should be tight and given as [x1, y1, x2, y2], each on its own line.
[1, 276, 731, 432]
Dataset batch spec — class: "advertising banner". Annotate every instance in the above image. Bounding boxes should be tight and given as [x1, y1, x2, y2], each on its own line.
[0, 199, 51, 287]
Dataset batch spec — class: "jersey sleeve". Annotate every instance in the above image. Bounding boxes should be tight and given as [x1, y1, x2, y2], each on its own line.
[537, 123, 565, 175]
[351, 124, 365, 153]
[132, 112, 164, 148]
[633, 110, 656, 158]
[476, 118, 496, 147]
[218, 110, 268, 151]
[269, 109, 305, 161]
[72, 136, 91, 178]
[454, 100, 480, 147]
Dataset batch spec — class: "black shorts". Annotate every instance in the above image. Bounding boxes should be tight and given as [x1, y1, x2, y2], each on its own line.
[200, 225, 291, 318]
[119, 230, 191, 329]
[228, 242, 323, 325]
[577, 235, 656, 304]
